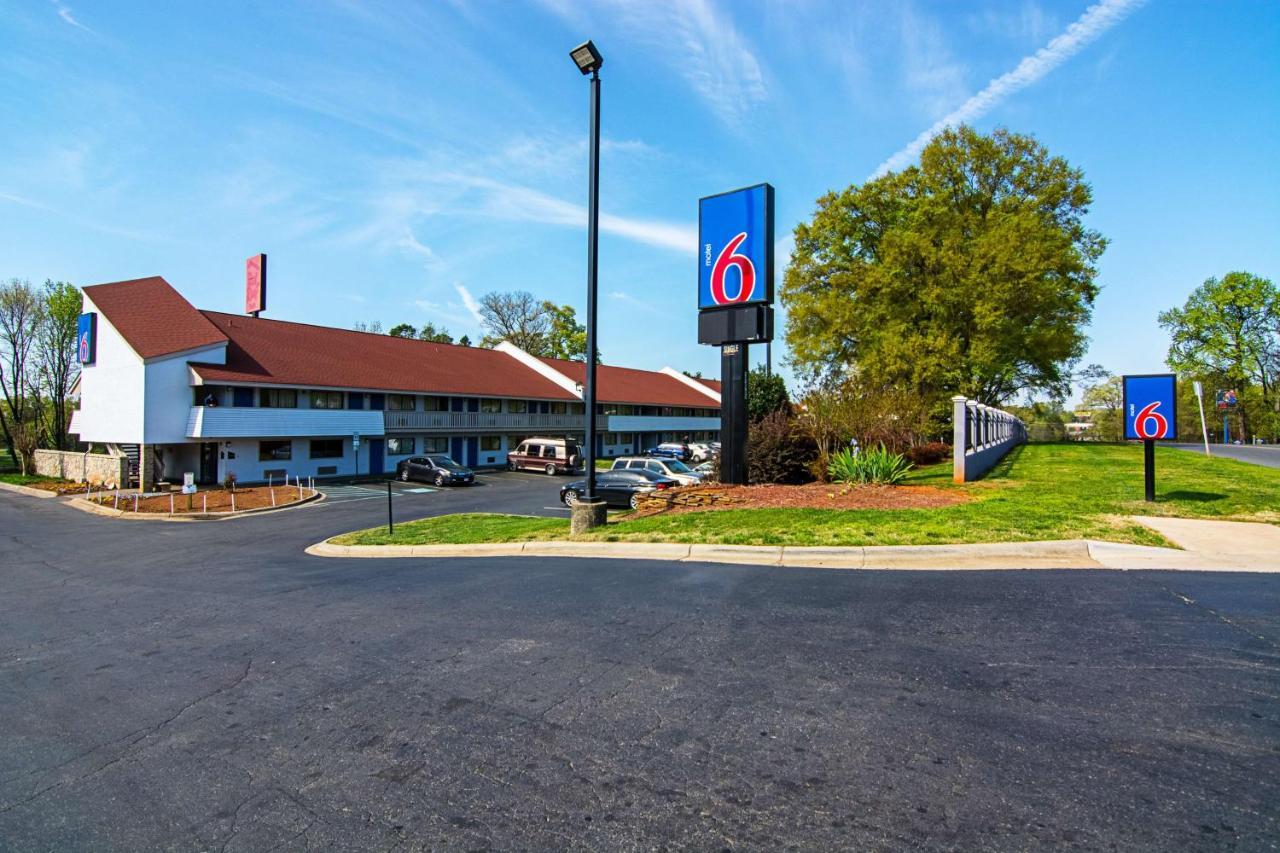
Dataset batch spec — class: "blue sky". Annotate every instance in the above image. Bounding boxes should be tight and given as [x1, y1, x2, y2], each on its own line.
[2, 0, 1277, 403]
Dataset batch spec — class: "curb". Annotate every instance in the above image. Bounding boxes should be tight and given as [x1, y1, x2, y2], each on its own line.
[65, 490, 323, 521]
[306, 537, 1220, 570]
[307, 537, 1279, 572]
[0, 480, 62, 499]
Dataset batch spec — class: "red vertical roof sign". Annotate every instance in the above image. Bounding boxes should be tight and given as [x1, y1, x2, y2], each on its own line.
[245, 253, 267, 314]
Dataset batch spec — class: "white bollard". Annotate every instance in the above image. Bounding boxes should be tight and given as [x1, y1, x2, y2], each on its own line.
[202, 493, 207, 513]
[231, 492, 236, 513]
[113, 491, 119, 510]
[133, 494, 139, 513]
[271, 488, 276, 507]
[169, 494, 174, 516]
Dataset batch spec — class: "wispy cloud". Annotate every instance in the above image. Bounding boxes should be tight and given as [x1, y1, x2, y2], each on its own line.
[871, 0, 1145, 178]
[50, 1, 93, 33]
[454, 283, 484, 323]
[609, 290, 663, 315]
[395, 227, 441, 267]
[539, 0, 767, 125]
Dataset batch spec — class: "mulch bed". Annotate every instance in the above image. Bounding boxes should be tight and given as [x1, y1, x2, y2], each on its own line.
[87, 485, 316, 515]
[633, 482, 966, 516]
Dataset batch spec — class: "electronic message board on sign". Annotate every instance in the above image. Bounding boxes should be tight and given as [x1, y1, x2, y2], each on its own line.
[1123, 374, 1178, 441]
[698, 184, 773, 310]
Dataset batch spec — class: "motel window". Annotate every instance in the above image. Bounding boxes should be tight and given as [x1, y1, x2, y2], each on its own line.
[548, 401, 566, 415]
[310, 391, 345, 410]
[507, 400, 527, 414]
[387, 437, 415, 455]
[422, 396, 447, 412]
[232, 387, 255, 407]
[570, 403, 584, 415]
[386, 394, 416, 411]
[480, 399, 502, 413]
[309, 439, 344, 459]
[423, 437, 448, 453]
[258, 440, 292, 462]
[480, 435, 501, 451]
[259, 388, 298, 408]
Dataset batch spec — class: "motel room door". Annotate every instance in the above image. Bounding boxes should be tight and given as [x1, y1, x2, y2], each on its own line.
[199, 442, 218, 484]
[368, 439, 384, 476]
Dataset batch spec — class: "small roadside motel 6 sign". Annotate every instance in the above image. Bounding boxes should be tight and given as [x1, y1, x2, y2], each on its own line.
[698, 183, 773, 310]
[1123, 374, 1178, 441]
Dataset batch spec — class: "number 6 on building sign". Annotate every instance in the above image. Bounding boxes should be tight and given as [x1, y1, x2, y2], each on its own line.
[710, 232, 755, 304]
[1134, 401, 1169, 440]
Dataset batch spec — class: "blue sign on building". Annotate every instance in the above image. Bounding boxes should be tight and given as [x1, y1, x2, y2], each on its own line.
[1122, 374, 1177, 441]
[77, 312, 97, 365]
[698, 183, 773, 310]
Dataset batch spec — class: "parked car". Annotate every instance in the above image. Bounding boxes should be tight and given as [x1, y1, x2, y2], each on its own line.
[507, 437, 582, 475]
[560, 468, 678, 509]
[686, 442, 714, 462]
[693, 460, 717, 477]
[611, 455, 703, 486]
[645, 442, 689, 461]
[397, 454, 475, 486]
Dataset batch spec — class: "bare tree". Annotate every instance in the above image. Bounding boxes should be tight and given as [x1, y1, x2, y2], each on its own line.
[477, 291, 551, 353]
[0, 279, 45, 471]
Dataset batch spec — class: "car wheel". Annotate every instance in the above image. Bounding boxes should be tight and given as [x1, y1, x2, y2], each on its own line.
[545, 463, 556, 476]
[399, 469, 410, 482]
[629, 493, 642, 510]
[563, 490, 579, 506]
[507, 460, 515, 471]
[435, 473, 446, 487]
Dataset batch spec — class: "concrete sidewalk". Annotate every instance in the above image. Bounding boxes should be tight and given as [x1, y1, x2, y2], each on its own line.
[307, 516, 1280, 571]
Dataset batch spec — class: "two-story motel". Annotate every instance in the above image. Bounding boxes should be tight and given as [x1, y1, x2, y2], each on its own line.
[70, 276, 722, 489]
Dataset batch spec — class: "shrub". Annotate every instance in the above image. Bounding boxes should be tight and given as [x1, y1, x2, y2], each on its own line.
[828, 444, 913, 485]
[905, 441, 950, 466]
[747, 412, 819, 485]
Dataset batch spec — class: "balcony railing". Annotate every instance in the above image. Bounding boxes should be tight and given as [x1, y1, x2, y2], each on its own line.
[383, 410, 604, 433]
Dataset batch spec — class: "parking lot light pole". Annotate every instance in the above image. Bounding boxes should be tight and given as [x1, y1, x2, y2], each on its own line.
[570, 40, 607, 531]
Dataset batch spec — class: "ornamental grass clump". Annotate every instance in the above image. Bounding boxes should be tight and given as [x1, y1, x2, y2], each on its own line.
[828, 444, 913, 485]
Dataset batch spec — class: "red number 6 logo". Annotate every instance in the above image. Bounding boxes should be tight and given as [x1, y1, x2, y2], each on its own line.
[1134, 401, 1168, 439]
[710, 232, 756, 305]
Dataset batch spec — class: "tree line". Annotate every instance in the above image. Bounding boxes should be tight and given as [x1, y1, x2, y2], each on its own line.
[0, 279, 81, 472]
[354, 290, 590, 361]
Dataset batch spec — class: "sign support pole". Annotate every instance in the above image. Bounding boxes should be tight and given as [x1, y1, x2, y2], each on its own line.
[1143, 439, 1156, 502]
[1193, 381, 1210, 457]
[720, 343, 749, 485]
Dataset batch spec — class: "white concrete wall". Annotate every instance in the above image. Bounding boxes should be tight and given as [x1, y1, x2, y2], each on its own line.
[144, 344, 226, 444]
[73, 295, 146, 444]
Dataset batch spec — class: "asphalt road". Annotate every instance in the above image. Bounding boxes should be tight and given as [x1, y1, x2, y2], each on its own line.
[1, 477, 1278, 851]
[1171, 442, 1280, 469]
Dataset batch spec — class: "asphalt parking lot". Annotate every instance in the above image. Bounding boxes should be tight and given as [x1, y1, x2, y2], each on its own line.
[313, 467, 573, 522]
[1, 483, 1278, 850]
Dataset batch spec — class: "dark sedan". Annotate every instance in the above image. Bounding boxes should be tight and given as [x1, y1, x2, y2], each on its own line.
[396, 454, 475, 486]
[559, 468, 679, 510]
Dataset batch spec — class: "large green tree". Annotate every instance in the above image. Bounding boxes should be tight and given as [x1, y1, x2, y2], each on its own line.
[783, 126, 1105, 408]
[1158, 271, 1278, 440]
[478, 290, 592, 361]
[36, 280, 81, 449]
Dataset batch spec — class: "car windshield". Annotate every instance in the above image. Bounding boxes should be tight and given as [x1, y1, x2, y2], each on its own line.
[663, 460, 692, 473]
[428, 454, 464, 470]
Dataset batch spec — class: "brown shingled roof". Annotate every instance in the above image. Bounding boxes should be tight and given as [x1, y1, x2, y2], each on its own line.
[191, 312, 577, 399]
[84, 277, 227, 359]
[536, 357, 719, 408]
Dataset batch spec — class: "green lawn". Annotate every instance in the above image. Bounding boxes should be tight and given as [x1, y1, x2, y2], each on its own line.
[332, 444, 1280, 549]
[0, 472, 65, 488]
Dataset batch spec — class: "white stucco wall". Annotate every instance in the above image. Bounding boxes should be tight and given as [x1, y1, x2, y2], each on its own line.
[219, 437, 371, 484]
[73, 295, 146, 444]
[144, 343, 226, 443]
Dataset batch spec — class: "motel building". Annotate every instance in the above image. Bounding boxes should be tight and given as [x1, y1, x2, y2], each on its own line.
[69, 276, 722, 490]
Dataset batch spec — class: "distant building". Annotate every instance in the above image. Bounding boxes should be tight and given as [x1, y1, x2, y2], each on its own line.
[70, 277, 721, 488]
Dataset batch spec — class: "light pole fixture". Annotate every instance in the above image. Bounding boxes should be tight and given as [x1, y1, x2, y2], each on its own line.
[570, 39, 605, 529]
